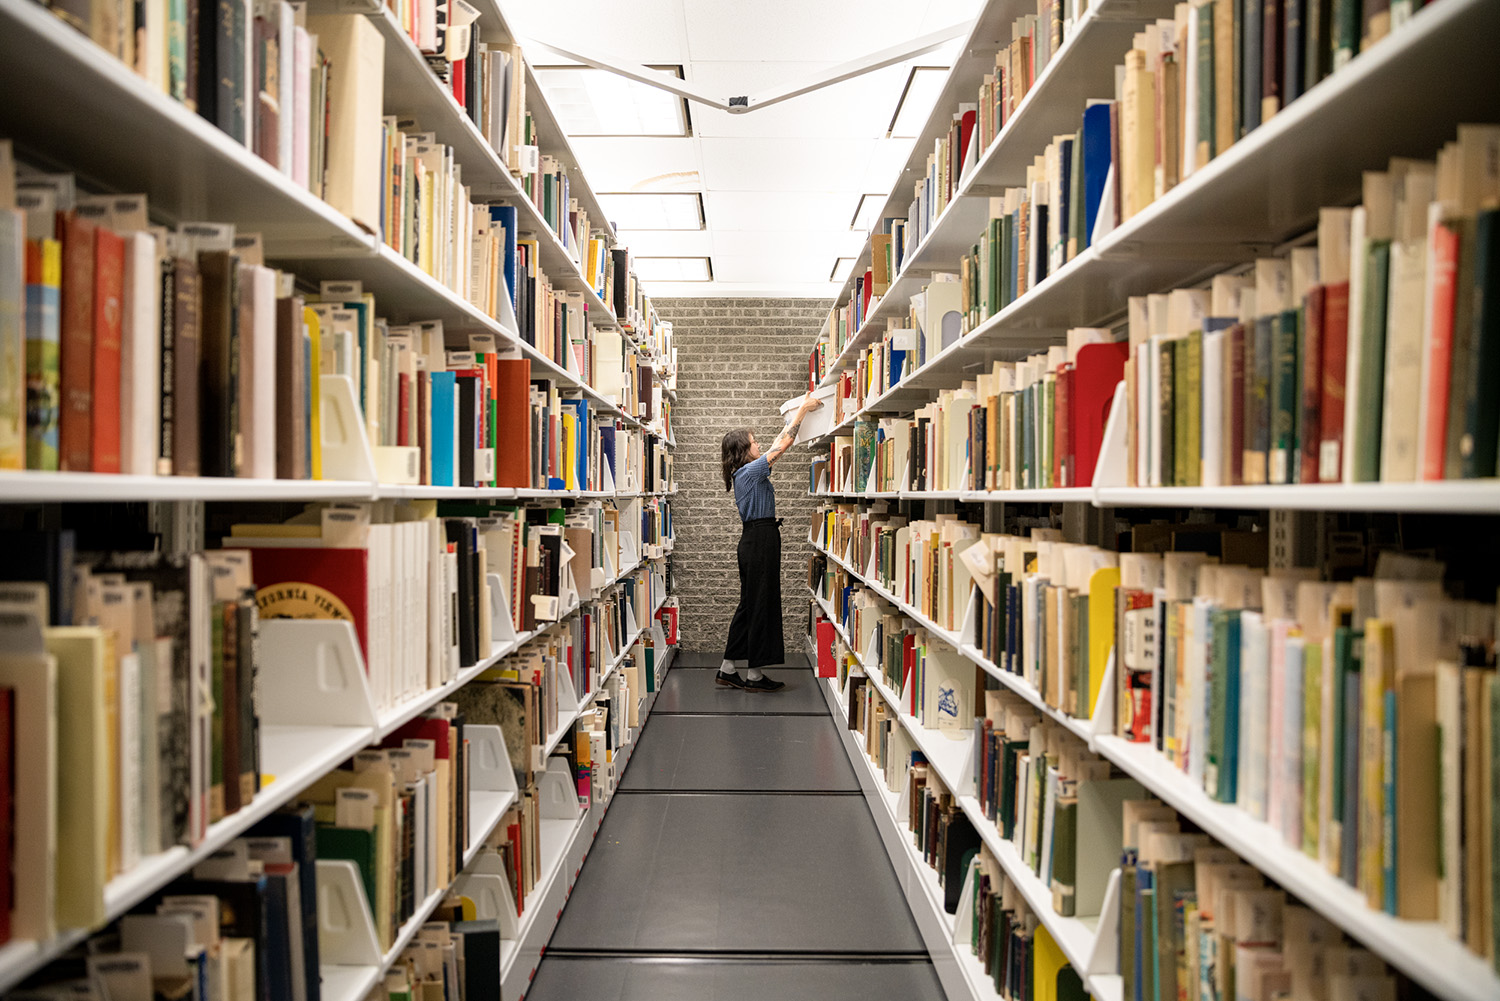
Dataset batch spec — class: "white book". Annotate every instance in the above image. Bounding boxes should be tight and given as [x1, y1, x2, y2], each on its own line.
[1241, 611, 1271, 821]
[292, 27, 312, 189]
[242, 264, 277, 480]
[1186, 597, 1211, 790]
[0, 609, 58, 941]
[1381, 236, 1432, 481]
[1280, 634, 1305, 847]
[119, 232, 161, 476]
[1201, 329, 1224, 487]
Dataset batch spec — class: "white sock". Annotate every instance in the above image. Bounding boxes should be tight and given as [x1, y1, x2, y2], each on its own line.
[745, 666, 765, 681]
[719, 659, 739, 676]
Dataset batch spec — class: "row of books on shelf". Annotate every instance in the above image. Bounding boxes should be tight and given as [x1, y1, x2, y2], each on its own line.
[813, 504, 978, 634]
[3, 622, 669, 1000]
[0, 158, 671, 483]
[828, 619, 1453, 1001]
[809, 275, 962, 394]
[814, 499, 1500, 972]
[821, 330, 1126, 494]
[29, 0, 621, 296]
[1123, 127, 1500, 488]
[818, 120, 1500, 494]
[816, 0, 1461, 390]
[0, 529, 673, 982]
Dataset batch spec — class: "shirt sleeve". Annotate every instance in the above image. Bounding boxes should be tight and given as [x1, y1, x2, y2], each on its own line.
[738, 455, 771, 485]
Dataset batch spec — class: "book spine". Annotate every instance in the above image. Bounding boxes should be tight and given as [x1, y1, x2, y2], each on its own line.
[1300, 287, 1325, 484]
[1353, 242, 1390, 481]
[59, 217, 95, 471]
[1421, 221, 1459, 480]
[1270, 307, 1299, 484]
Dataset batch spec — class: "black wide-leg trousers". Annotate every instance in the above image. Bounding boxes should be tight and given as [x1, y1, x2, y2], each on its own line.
[722, 517, 784, 669]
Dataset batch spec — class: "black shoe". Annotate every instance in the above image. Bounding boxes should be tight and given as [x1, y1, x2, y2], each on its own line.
[740, 675, 787, 693]
[715, 670, 745, 689]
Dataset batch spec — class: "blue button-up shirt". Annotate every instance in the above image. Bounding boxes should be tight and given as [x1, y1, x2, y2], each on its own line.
[734, 455, 776, 522]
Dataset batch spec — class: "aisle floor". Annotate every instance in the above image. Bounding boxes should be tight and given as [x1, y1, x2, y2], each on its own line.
[525, 653, 948, 1001]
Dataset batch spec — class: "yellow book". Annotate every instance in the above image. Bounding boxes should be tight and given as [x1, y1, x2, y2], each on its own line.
[1088, 567, 1122, 719]
[45, 626, 111, 929]
[1359, 618, 1394, 908]
[1121, 48, 1157, 221]
[1032, 922, 1077, 1001]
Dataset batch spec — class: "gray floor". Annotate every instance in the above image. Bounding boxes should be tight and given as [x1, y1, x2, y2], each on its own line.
[526, 652, 947, 1001]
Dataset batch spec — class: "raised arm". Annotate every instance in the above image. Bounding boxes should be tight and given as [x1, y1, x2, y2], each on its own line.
[764, 392, 821, 467]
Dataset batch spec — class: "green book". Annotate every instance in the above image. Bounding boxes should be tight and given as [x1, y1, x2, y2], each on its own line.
[317, 825, 378, 919]
[1332, 0, 1362, 69]
[1231, 0, 1244, 140]
[1210, 609, 1242, 803]
[1352, 241, 1391, 481]
[1043, 376, 1055, 488]
[1073, 593, 1091, 718]
[1271, 306, 1301, 483]
[1154, 860, 1197, 1001]
[1197, 5, 1215, 161]
[1306, 0, 1330, 88]
[1185, 330, 1203, 486]
[1051, 791, 1078, 917]
[1461, 209, 1500, 478]
[988, 218, 1003, 318]
[1302, 643, 1322, 856]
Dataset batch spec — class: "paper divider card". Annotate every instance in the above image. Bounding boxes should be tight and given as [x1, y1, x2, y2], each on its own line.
[1085, 868, 1123, 976]
[1090, 647, 1117, 737]
[959, 585, 979, 649]
[953, 858, 980, 945]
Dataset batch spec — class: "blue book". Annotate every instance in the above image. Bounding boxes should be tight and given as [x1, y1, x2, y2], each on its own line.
[1081, 102, 1113, 248]
[563, 397, 588, 487]
[600, 426, 616, 481]
[429, 371, 457, 487]
[489, 205, 520, 312]
[248, 805, 322, 1001]
[1056, 136, 1073, 259]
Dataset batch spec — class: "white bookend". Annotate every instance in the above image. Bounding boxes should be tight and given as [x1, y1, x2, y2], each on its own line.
[954, 858, 980, 946]
[258, 620, 378, 728]
[465, 724, 518, 795]
[554, 659, 580, 715]
[1091, 380, 1129, 489]
[538, 758, 582, 820]
[319, 374, 377, 484]
[959, 586, 979, 648]
[1091, 647, 1118, 738]
[451, 872, 509, 921]
[1086, 868, 1123, 976]
[315, 859, 382, 966]
[487, 572, 518, 647]
[468, 854, 522, 940]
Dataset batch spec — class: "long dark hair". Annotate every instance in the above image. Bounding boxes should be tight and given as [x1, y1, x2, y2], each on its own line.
[721, 428, 754, 491]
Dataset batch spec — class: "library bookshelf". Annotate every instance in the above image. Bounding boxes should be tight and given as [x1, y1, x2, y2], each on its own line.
[801, 0, 1500, 1000]
[0, 0, 678, 993]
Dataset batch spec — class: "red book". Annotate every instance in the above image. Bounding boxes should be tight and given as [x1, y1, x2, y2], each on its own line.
[816, 619, 836, 678]
[91, 226, 125, 473]
[861, 270, 873, 316]
[1318, 281, 1351, 482]
[1071, 342, 1128, 487]
[397, 373, 411, 447]
[958, 108, 977, 171]
[1299, 285, 1326, 484]
[1228, 322, 1246, 485]
[451, 56, 466, 107]
[1421, 222, 1460, 480]
[59, 214, 96, 471]
[494, 359, 532, 488]
[244, 547, 371, 666]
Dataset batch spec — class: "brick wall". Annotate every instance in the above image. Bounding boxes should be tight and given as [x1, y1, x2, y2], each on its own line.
[658, 298, 831, 657]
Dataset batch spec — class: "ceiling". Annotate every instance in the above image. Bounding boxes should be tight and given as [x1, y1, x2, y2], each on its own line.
[499, 0, 983, 299]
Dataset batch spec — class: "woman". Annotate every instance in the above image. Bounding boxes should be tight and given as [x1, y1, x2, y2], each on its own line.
[717, 391, 821, 692]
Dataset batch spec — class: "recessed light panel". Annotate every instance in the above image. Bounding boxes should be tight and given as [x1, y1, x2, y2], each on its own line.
[888, 66, 949, 138]
[534, 65, 691, 137]
[634, 257, 713, 282]
[597, 192, 705, 230]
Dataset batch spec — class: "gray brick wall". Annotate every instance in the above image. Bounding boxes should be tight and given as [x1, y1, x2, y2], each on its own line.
[658, 297, 831, 657]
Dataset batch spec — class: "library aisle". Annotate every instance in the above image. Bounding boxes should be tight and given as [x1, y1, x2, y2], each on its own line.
[526, 652, 949, 1001]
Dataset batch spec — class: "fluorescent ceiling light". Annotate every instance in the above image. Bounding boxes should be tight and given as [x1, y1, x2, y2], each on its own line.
[830, 257, 856, 283]
[888, 66, 949, 138]
[849, 194, 887, 234]
[597, 192, 705, 231]
[534, 65, 691, 137]
[635, 257, 713, 282]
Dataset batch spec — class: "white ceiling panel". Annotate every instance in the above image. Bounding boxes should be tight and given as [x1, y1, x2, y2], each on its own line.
[705, 191, 860, 233]
[509, 0, 984, 295]
[566, 137, 702, 192]
[688, 62, 911, 139]
[699, 137, 881, 192]
[501, 0, 691, 63]
[681, 0, 961, 63]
